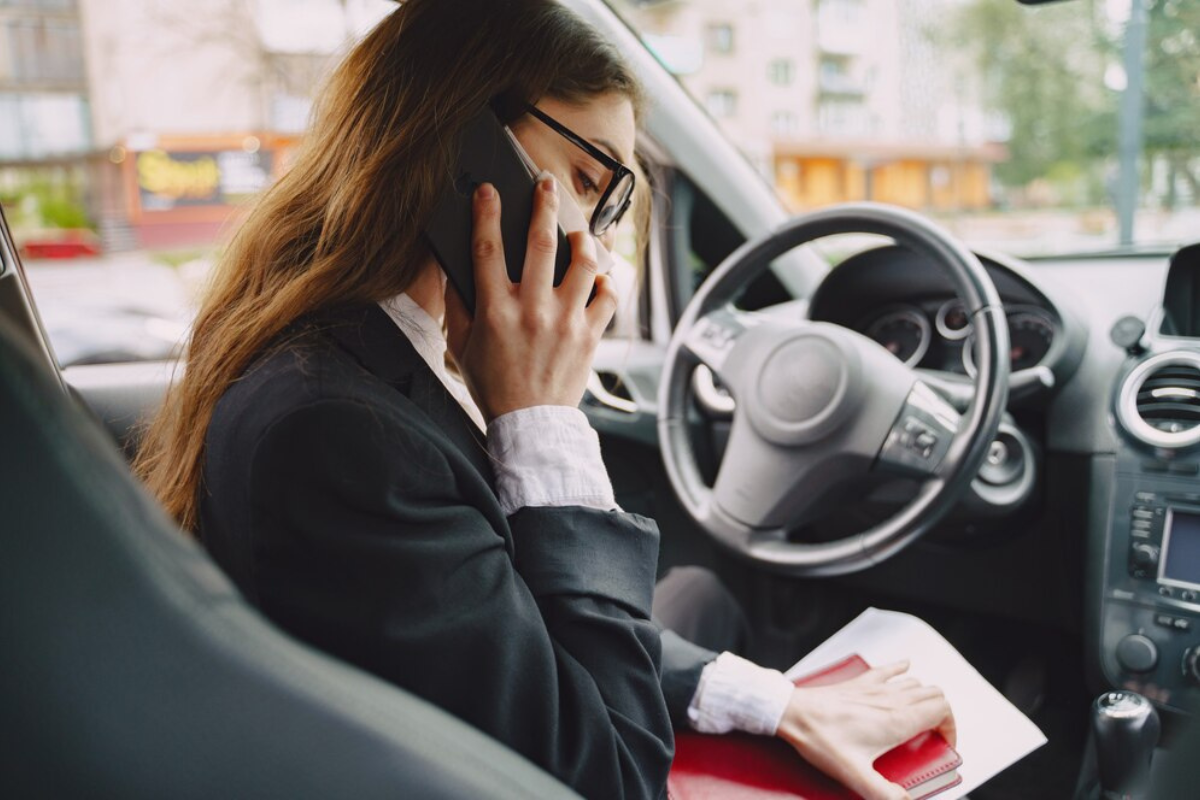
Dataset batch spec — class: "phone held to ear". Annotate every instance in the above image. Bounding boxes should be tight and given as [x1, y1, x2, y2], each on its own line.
[423, 106, 573, 314]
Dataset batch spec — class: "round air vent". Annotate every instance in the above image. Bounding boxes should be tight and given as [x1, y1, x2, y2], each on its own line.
[1117, 351, 1200, 449]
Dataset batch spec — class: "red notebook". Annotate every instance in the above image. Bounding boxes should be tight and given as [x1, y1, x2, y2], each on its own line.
[669, 655, 962, 800]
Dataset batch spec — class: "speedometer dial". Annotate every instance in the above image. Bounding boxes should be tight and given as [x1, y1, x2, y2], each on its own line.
[865, 307, 931, 367]
[1008, 310, 1055, 371]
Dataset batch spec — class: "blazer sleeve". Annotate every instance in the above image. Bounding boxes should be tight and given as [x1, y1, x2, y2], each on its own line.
[246, 398, 672, 800]
[657, 629, 716, 728]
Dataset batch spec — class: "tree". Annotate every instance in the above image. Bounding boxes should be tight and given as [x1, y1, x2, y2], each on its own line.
[1142, 0, 1200, 205]
[944, 0, 1113, 197]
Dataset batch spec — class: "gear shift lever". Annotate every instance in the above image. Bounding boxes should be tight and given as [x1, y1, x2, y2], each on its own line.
[1090, 691, 1160, 799]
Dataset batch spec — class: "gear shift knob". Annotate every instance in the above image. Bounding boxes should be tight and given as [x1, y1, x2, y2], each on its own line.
[1091, 691, 1160, 799]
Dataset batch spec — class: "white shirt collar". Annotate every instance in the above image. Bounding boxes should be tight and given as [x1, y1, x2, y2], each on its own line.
[377, 293, 486, 431]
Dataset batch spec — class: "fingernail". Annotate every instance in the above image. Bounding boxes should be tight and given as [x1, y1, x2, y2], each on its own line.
[477, 183, 495, 200]
[538, 171, 557, 195]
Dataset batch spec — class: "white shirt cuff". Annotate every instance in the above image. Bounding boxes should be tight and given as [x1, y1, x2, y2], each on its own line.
[487, 405, 617, 517]
[686, 651, 795, 736]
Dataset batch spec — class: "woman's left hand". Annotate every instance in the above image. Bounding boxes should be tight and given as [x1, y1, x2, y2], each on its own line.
[775, 660, 956, 800]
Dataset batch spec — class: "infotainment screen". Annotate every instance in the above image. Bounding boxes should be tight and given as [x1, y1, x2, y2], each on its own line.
[1161, 509, 1200, 590]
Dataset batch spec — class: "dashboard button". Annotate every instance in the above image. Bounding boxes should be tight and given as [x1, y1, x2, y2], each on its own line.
[1135, 491, 1157, 503]
[1173, 617, 1191, 632]
[1170, 462, 1199, 475]
[1155, 614, 1175, 628]
[1116, 634, 1158, 673]
[1159, 586, 1175, 598]
[1131, 543, 1160, 570]
[1182, 591, 1197, 603]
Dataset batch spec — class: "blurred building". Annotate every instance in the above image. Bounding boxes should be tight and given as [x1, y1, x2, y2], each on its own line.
[0, 0, 390, 253]
[615, 0, 1003, 213]
[75, 0, 392, 251]
[0, 0, 96, 253]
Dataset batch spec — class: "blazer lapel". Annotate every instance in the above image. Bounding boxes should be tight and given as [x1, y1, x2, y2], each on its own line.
[318, 304, 495, 486]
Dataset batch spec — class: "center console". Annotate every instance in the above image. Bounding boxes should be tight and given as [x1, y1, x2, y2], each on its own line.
[1098, 245, 1200, 715]
[1100, 456, 1200, 713]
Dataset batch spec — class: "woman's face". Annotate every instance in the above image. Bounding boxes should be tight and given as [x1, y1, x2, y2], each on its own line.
[510, 92, 637, 250]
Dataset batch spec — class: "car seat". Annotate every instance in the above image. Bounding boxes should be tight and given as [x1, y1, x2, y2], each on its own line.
[0, 313, 577, 799]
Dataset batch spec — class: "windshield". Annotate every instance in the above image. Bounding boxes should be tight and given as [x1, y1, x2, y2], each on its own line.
[612, 0, 1199, 258]
[4, 0, 1196, 369]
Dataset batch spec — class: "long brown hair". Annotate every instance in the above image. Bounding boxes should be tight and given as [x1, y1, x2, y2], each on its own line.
[135, 0, 643, 531]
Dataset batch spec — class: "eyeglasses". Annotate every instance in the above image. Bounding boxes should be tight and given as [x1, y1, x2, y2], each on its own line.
[525, 104, 635, 238]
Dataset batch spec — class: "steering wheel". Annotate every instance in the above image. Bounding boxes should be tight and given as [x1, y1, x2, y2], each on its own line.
[658, 203, 1010, 576]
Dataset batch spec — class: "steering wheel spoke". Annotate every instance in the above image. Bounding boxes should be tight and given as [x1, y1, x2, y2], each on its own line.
[680, 305, 760, 387]
[876, 381, 962, 479]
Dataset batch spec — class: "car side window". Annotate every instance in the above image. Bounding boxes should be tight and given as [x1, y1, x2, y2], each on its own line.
[665, 171, 790, 320]
[3, 1, 395, 369]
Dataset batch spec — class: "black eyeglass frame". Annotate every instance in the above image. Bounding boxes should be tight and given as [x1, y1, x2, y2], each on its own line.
[525, 104, 635, 237]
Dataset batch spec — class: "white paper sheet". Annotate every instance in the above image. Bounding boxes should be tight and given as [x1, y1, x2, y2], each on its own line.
[786, 608, 1047, 799]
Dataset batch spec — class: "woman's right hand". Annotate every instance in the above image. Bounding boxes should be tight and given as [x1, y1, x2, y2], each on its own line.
[444, 176, 619, 423]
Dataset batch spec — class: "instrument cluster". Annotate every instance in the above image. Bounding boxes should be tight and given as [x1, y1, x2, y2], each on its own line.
[861, 300, 1058, 376]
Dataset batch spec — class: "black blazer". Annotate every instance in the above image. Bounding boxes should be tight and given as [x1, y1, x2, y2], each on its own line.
[200, 304, 705, 800]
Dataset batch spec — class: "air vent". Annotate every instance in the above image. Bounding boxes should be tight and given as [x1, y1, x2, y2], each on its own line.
[1117, 352, 1200, 449]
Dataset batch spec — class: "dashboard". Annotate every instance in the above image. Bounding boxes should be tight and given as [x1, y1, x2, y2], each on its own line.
[806, 244, 1086, 399]
[858, 299, 1056, 377]
[800, 242, 1200, 716]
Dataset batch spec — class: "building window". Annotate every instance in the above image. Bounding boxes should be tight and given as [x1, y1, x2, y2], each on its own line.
[0, 92, 91, 159]
[767, 59, 794, 86]
[0, 18, 86, 84]
[817, 99, 869, 136]
[707, 23, 733, 54]
[706, 89, 737, 119]
[819, 0, 865, 27]
[770, 110, 799, 137]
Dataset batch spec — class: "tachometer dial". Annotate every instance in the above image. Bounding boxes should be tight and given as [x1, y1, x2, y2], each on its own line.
[1008, 309, 1056, 371]
[962, 307, 1057, 376]
[865, 307, 931, 367]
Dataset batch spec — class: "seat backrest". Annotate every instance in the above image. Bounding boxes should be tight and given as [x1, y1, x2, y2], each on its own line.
[0, 314, 577, 800]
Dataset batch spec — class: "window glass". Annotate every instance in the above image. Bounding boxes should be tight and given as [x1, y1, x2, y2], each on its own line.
[8, 0, 649, 366]
[6, 0, 397, 367]
[767, 59, 793, 86]
[613, 0, 1200, 260]
[705, 22, 732, 54]
[705, 89, 737, 119]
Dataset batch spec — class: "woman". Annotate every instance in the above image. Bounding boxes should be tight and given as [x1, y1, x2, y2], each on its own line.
[136, 2, 953, 798]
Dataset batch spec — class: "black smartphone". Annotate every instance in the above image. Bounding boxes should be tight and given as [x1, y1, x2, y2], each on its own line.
[423, 106, 571, 314]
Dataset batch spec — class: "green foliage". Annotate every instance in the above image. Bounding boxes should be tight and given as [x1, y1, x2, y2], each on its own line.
[0, 172, 94, 231]
[39, 195, 91, 229]
[947, 0, 1199, 200]
[947, 0, 1114, 191]
[1143, 0, 1200, 156]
